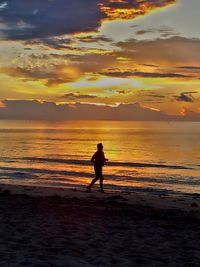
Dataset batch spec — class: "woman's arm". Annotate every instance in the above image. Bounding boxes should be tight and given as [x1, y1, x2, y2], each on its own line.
[91, 152, 96, 163]
[103, 152, 108, 162]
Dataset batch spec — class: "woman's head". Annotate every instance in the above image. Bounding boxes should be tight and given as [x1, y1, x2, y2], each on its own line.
[97, 143, 103, 150]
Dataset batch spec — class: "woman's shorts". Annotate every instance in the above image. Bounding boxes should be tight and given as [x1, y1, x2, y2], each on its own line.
[94, 164, 103, 179]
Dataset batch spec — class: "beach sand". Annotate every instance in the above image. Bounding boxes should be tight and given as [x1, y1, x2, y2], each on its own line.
[0, 184, 199, 267]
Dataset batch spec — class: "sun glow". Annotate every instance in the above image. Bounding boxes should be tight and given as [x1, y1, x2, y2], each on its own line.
[0, 0, 200, 119]
[0, 100, 5, 108]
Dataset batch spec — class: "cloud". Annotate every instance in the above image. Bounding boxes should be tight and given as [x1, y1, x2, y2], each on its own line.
[0, 64, 82, 86]
[0, 49, 117, 85]
[177, 66, 200, 70]
[141, 64, 158, 68]
[0, 2, 8, 10]
[59, 93, 97, 101]
[25, 35, 113, 50]
[175, 92, 195, 103]
[143, 93, 166, 99]
[135, 27, 179, 38]
[28, 36, 72, 50]
[117, 90, 126, 94]
[135, 29, 155, 35]
[134, 91, 167, 104]
[0, 0, 101, 40]
[100, 0, 176, 20]
[0, 99, 199, 121]
[116, 37, 200, 69]
[100, 70, 190, 78]
[1, 36, 198, 87]
[76, 35, 112, 44]
[0, 0, 176, 41]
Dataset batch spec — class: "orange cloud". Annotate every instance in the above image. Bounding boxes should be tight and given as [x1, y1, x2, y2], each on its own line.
[100, 0, 176, 20]
[0, 65, 81, 86]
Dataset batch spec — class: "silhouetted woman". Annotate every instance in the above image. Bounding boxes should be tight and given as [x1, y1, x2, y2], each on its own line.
[87, 143, 108, 193]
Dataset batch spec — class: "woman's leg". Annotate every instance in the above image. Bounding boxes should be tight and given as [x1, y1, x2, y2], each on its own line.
[100, 178, 104, 193]
[88, 177, 99, 190]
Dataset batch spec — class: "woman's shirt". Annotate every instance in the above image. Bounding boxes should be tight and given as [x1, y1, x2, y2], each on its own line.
[91, 150, 106, 166]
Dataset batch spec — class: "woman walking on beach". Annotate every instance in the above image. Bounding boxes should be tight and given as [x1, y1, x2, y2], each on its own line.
[87, 143, 108, 193]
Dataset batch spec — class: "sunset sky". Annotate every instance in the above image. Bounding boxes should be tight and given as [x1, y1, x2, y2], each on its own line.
[0, 0, 200, 120]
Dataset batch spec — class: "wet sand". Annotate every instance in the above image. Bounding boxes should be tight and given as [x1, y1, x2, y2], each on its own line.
[0, 184, 199, 267]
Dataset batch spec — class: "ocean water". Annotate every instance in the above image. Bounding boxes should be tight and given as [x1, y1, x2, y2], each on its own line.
[0, 120, 200, 196]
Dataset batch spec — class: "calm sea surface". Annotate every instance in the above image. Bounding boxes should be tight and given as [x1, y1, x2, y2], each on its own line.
[0, 120, 200, 196]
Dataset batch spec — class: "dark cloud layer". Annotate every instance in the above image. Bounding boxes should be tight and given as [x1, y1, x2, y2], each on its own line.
[0, 0, 101, 40]
[116, 37, 200, 68]
[177, 66, 200, 70]
[0, 100, 199, 121]
[59, 93, 97, 101]
[100, 70, 190, 78]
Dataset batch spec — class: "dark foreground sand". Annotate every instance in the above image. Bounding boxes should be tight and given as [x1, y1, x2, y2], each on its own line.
[0, 184, 199, 267]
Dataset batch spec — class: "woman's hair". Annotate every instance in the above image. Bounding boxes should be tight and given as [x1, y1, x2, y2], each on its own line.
[97, 143, 103, 149]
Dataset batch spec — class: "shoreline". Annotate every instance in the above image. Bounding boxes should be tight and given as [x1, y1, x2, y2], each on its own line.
[0, 183, 199, 215]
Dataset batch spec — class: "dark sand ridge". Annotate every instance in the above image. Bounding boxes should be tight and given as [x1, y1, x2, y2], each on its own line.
[0, 184, 199, 267]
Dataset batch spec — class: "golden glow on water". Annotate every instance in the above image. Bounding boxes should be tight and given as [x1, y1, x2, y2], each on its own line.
[0, 120, 200, 194]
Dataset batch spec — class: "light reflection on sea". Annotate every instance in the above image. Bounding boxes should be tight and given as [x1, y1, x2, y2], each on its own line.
[0, 120, 200, 196]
